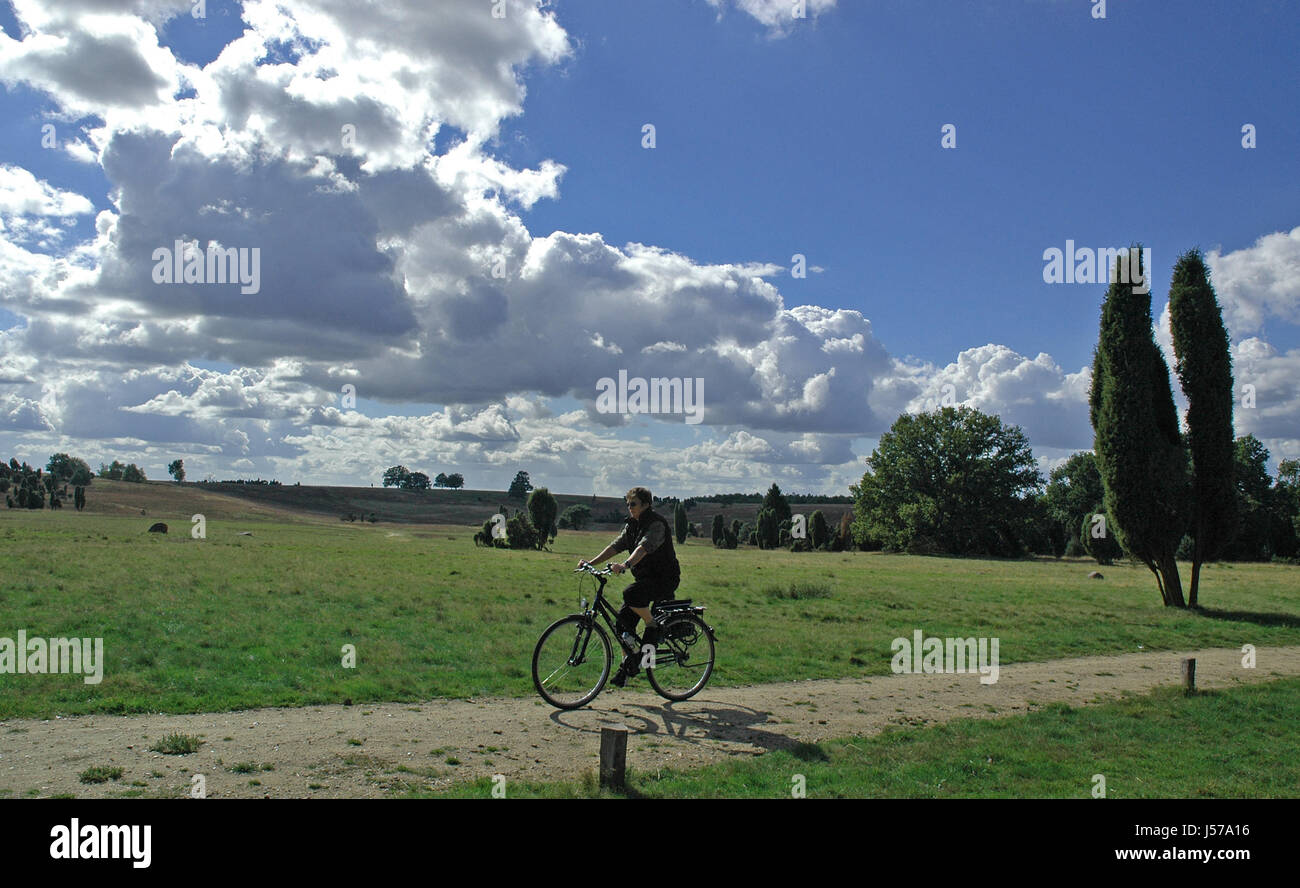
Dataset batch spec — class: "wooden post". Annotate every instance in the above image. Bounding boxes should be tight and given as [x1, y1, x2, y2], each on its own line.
[599, 725, 628, 790]
[1182, 658, 1196, 695]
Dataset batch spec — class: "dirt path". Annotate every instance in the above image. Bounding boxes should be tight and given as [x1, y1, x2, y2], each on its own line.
[3, 645, 1297, 798]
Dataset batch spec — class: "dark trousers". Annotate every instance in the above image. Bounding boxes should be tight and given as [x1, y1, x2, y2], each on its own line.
[615, 574, 680, 637]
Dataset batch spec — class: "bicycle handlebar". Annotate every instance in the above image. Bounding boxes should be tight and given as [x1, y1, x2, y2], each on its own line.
[574, 561, 615, 576]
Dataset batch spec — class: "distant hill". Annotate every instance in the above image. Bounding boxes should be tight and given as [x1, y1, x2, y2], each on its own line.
[44, 478, 324, 523]
[202, 483, 853, 532]
[51, 478, 852, 532]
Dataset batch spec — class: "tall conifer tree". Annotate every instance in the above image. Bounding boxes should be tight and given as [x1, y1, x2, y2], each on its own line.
[1169, 248, 1236, 607]
[1090, 247, 1190, 606]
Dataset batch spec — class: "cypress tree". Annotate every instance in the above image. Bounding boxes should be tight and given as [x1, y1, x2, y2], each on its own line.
[1090, 246, 1189, 606]
[711, 514, 725, 547]
[1168, 248, 1236, 607]
[762, 484, 792, 525]
[673, 501, 688, 544]
[809, 510, 829, 549]
[756, 508, 779, 549]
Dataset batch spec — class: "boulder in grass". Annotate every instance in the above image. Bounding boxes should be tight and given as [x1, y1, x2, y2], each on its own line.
[148, 522, 168, 534]
[1088, 571, 1104, 579]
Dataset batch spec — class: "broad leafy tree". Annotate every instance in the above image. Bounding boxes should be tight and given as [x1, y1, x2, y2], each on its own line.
[508, 471, 532, 499]
[1043, 452, 1106, 555]
[47, 453, 90, 483]
[850, 406, 1042, 556]
[1221, 435, 1298, 560]
[560, 503, 592, 530]
[1278, 459, 1300, 549]
[168, 459, 185, 483]
[382, 465, 409, 488]
[402, 471, 430, 491]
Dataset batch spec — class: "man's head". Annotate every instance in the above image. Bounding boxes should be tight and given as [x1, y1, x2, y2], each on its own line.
[625, 486, 652, 519]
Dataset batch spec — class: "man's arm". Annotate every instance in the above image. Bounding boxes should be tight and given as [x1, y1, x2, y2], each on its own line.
[583, 543, 620, 566]
[581, 526, 631, 567]
[623, 543, 650, 568]
[616, 520, 664, 570]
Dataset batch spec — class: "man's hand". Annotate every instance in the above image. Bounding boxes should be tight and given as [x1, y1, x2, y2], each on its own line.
[610, 562, 628, 574]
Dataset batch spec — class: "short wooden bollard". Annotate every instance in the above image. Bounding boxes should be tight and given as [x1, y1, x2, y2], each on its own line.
[1182, 658, 1196, 695]
[599, 725, 628, 791]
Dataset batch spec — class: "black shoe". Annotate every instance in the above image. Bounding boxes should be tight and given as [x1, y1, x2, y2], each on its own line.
[610, 667, 628, 687]
[642, 624, 661, 646]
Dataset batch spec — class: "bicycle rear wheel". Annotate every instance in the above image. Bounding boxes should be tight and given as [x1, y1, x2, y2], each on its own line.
[532, 615, 612, 709]
[645, 613, 714, 701]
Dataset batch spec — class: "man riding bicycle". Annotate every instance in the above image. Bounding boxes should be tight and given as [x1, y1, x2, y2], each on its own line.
[578, 486, 680, 687]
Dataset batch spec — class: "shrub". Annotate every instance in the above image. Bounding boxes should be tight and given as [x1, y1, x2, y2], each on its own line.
[506, 512, 540, 550]
[1081, 508, 1124, 566]
[765, 583, 832, 600]
[559, 503, 592, 531]
[150, 733, 203, 755]
[79, 766, 123, 784]
[527, 488, 558, 550]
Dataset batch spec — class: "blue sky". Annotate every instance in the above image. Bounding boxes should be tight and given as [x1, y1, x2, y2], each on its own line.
[0, 0, 1297, 496]
[507, 0, 1300, 364]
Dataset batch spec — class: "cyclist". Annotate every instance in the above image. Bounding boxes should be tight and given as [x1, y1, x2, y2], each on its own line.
[578, 486, 680, 686]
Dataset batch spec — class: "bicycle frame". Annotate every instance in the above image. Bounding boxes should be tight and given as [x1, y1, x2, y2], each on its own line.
[575, 564, 637, 650]
[573, 563, 713, 655]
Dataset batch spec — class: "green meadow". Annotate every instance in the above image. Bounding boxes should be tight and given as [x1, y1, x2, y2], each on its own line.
[2, 509, 1298, 719]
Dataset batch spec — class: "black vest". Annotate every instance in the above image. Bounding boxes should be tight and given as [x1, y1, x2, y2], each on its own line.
[626, 509, 680, 581]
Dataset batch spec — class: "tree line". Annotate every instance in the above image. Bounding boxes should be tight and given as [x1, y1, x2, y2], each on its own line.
[382, 465, 465, 490]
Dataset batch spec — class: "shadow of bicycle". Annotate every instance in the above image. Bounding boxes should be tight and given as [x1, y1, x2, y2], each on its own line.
[550, 698, 805, 756]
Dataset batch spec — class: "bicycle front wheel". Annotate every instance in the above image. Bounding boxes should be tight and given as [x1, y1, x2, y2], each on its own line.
[646, 613, 715, 701]
[532, 615, 612, 709]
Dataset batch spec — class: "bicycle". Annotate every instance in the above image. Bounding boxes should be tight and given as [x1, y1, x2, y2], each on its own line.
[531, 563, 716, 710]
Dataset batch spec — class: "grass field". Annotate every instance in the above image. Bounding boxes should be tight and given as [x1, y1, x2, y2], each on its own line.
[426, 678, 1300, 798]
[2, 506, 1298, 720]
